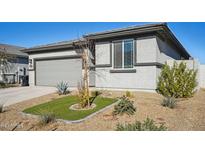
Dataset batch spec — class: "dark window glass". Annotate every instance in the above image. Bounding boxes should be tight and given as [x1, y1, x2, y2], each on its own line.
[114, 41, 122, 68]
[124, 40, 133, 68]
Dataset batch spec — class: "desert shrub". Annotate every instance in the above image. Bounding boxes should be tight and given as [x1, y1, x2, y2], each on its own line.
[40, 112, 56, 125]
[116, 117, 167, 131]
[0, 104, 4, 113]
[157, 62, 197, 98]
[125, 91, 132, 98]
[113, 96, 136, 116]
[161, 97, 176, 109]
[0, 82, 6, 88]
[56, 81, 69, 95]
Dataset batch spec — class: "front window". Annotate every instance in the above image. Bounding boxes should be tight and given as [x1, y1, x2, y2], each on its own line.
[114, 40, 133, 69]
[124, 40, 133, 68]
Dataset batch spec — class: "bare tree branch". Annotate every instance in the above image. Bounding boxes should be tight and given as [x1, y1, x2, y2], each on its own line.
[0, 47, 16, 80]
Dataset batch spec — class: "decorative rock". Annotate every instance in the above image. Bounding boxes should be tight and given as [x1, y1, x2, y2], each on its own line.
[69, 103, 96, 111]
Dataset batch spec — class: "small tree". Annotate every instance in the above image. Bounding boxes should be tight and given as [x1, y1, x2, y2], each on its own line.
[157, 62, 197, 98]
[0, 48, 16, 81]
[73, 39, 95, 108]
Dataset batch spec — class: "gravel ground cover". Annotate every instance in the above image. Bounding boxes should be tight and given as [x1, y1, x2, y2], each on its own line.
[1, 89, 205, 131]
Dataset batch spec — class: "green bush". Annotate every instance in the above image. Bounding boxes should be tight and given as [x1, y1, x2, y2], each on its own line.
[116, 117, 167, 131]
[161, 97, 176, 109]
[113, 96, 136, 116]
[157, 62, 197, 98]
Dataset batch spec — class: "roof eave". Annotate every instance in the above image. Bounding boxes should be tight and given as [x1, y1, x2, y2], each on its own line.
[84, 23, 191, 58]
[22, 43, 74, 53]
[84, 26, 164, 40]
[163, 26, 191, 58]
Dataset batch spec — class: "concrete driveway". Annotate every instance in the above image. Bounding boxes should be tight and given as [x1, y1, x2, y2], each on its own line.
[0, 86, 57, 106]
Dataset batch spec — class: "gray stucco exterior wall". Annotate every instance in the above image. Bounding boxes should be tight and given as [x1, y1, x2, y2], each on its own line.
[95, 36, 159, 91]
[136, 36, 157, 63]
[156, 36, 182, 64]
[94, 35, 189, 91]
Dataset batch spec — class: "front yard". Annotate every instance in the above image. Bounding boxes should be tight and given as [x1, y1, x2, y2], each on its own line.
[1, 89, 205, 131]
[23, 96, 116, 121]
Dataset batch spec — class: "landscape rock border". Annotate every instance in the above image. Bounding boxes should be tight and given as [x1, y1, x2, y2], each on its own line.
[69, 103, 96, 110]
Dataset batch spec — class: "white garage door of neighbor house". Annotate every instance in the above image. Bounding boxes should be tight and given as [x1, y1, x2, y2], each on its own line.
[35, 58, 82, 87]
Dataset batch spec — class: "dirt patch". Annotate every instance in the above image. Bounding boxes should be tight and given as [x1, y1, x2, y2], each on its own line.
[1, 89, 205, 131]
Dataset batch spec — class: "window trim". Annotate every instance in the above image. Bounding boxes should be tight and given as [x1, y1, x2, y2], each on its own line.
[29, 59, 33, 68]
[112, 39, 134, 69]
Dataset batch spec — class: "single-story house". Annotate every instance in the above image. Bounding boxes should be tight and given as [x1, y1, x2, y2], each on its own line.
[0, 44, 28, 84]
[22, 23, 192, 91]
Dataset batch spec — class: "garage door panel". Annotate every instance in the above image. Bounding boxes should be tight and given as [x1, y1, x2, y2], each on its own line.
[36, 58, 82, 87]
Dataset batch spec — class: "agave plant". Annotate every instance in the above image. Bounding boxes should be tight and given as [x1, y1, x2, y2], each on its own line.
[161, 97, 176, 109]
[113, 96, 136, 116]
[56, 81, 69, 95]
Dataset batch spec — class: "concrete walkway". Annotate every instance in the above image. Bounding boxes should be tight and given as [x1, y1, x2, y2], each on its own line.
[0, 86, 56, 106]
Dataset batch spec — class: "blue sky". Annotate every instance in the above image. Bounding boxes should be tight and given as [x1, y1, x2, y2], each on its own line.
[0, 22, 204, 63]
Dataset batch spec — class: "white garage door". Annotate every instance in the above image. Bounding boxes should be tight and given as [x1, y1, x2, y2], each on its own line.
[35, 57, 82, 87]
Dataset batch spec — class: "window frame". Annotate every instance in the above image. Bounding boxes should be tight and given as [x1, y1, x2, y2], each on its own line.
[112, 39, 134, 69]
[29, 59, 33, 68]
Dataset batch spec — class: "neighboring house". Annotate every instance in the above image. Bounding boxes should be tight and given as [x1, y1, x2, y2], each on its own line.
[23, 23, 192, 91]
[0, 44, 28, 84]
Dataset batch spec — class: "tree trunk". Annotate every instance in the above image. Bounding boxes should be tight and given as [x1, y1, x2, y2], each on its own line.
[83, 48, 90, 107]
